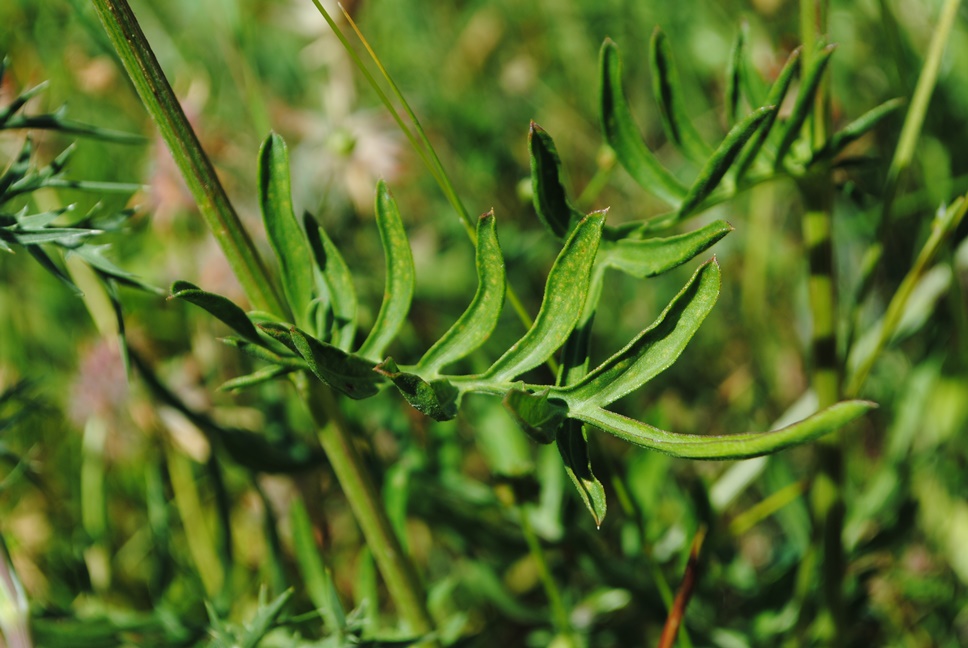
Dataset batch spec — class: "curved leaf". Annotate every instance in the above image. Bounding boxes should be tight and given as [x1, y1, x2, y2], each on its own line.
[418, 210, 506, 374]
[259, 133, 316, 329]
[170, 280, 262, 344]
[678, 105, 776, 220]
[774, 44, 837, 171]
[219, 365, 295, 392]
[529, 122, 585, 239]
[503, 387, 568, 444]
[357, 181, 415, 360]
[558, 420, 607, 528]
[560, 259, 720, 407]
[484, 211, 606, 382]
[602, 220, 732, 278]
[304, 212, 358, 351]
[375, 358, 459, 421]
[650, 27, 713, 163]
[724, 24, 747, 126]
[576, 400, 876, 459]
[599, 39, 687, 206]
[811, 97, 905, 164]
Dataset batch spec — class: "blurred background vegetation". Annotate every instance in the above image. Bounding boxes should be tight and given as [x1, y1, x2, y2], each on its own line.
[2, 0, 968, 645]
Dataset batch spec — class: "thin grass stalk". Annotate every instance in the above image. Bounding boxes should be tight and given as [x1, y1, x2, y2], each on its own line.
[90, 0, 435, 635]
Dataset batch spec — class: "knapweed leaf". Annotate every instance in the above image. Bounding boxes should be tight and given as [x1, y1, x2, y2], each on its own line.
[259, 323, 382, 399]
[724, 25, 748, 126]
[600, 39, 687, 206]
[304, 212, 358, 351]
[484, 211, 606, 382]
[650, 27, 713, 164]
[259, 133, 316, 329]
[218, 365, 295, 392]
[811, 97, 905, 164]
[733, 47, 801, 181]
[375, 358, 459, 421]
[503, 387, 569, 444]
[171, 281, 262, 344]
[529, 122, 586, 239]
[562, 259, 720, 408]
[357, 180, 415, 361]
[557, 420, 607, 527]
[602, 220, 732, 278]
[418, 211, 506, 375]
[774, 44, 837, 171]
[678, 105, 776, 220]
[576, 400, 876, 459]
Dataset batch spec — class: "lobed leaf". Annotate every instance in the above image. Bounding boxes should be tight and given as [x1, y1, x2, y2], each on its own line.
[171, 281, 263, 344]
[733, 47, 801, 181]
[557, 420, 607, 527]
[304, 212, 358, 351]
[529, 122, 585, 239]
[599, 39, 687, 206]
[773, 44, 837, 171]
[503, 387, 568, 444]
[576, 400, 876, 459]
[418, 210, 506, 374]
[602, 219, 732, 278]
[650, 27, 713, 163]
[677, 105, 776, 220]
[259, 133, 316, 329]
[811, 97, 905, 164]
[484, 211, 606, 382]
[357, 180, 415, 361]
[560, 259, 720, 408]
[375, 358, 459, 421]
[260, 323, 383, 399]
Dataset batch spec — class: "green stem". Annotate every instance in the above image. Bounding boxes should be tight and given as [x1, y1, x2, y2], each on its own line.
[518, 503, 574, 645]
[300, 379, 435, 638]
[89, 0, 287, 318]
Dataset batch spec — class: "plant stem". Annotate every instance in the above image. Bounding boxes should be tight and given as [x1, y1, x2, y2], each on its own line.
[89, 0, 287, 318]
[300, 379, 435, 638]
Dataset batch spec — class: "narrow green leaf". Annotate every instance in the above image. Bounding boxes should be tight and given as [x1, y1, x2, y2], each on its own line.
[218, 365, 294, 392]
[773, 44, 837, 170]
[602, 220, 732, 278]
[71, 244, 160, 293]
[259, 133, 315, 329]
[418, 211, 506, 374]
[561, 259, 720, 407]
[170, 281, 262, 344]
[503, 387, 569, 444]
[811, 97, 905, 164]
[733, 47, 801, 181]
[576, 400, 876, 459]
[26, 246, 79, 293]
[599, 39, 687, 206]
[357, 180, 415, 360]
[484, 211, 606, 382]
[650, 27, 713, 163]
[529, 122, 586, 239]
[374, 358, 459, 421]
[235, 588, 294, 648]
[8, 227, 97, 246]
[678, 105, 776, 219]
[304, 212, 358, 351]
[724, 24, 748, 126]
[260, 323, 383, 399]
[290, 498, 346, 633]
[219, 337, 305, 368]
[557, 421, 607, 527]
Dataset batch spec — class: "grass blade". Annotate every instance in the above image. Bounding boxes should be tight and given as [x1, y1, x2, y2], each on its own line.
[600, 39, 687, 206]
[418, 211, 506, 375]
[357, 181, 415, 361]
[650, 27, 713, 163]
[484, 211, 606, 382]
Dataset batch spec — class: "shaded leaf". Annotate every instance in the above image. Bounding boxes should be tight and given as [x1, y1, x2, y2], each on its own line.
[219, 337, 305, 368]
[259, 133, 316, 329]
[358, 180, 415, 360]
[484, 211, 606, 382]
[650, 27, 713, 163]
[724, 24, 748, 125]
[305, 212, 358, 351]
[599, 39, 687, 206]
[576, 400, 876, 459]
[602, 220, 732, 278]
[774, 44, 837, 170]
[218, 365, 295, 392]
[171, 281, 262, 344]
[375, 358, 459, 421]
[811, 97, 905, 164]
[529, 122, 586, 239]
[503, 387, 569, 444]
[557, 420, 607, 527]
[418, 210, 506, 374]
